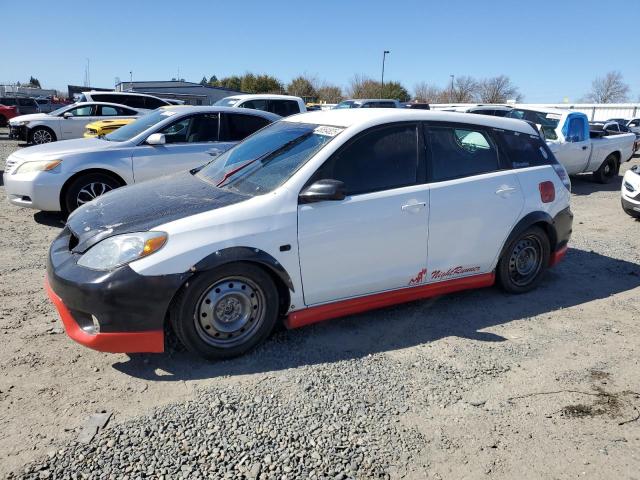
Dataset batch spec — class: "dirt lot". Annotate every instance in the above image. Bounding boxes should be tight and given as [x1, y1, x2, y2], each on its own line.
[1, 126, 639, 479]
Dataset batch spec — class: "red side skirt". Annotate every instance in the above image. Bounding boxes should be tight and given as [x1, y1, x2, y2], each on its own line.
[285, 273, 495, 329]
[45, 279, 164, 353]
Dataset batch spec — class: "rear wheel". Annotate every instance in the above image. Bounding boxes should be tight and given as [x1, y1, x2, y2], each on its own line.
[497, 226, 550, 294]
[593, 154, 618, 184]
[63, 173, 121, 213]
[30, 127, 56, 144]
[170, 263, 279, 360]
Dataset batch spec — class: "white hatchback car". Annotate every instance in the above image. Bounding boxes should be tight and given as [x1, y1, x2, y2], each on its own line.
[45, 109, 573, 359]
[621, 164, 640, 218]
[4, 106, 279, 213]
[8, 102, 143, 144]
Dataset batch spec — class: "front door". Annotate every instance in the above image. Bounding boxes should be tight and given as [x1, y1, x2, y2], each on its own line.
[60, 104, 99, 139]
[298, 123, 430, 306]
[424, 124, 525, 280]
[132, 113, 235, 183]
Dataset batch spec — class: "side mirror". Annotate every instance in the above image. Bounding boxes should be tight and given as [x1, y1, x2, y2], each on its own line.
[299, 179, 346, 204]
[146, 133, 166, 145]
[63, 112, 72, 119]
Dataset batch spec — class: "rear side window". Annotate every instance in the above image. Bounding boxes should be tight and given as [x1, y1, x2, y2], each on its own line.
[127, 96, 147, 109]
[269, 100, 300, 117]
[18, 98, 36, 106]
[426, 126, 500, 182]
[100, 106, 119, 116]
[312, 124, 418, 195]
[497, 130, 554, 168]
[144, 97, 167, 109]
[1, 98, 17, 106]
[220, 113, 270, 141]
[240, 99, 268, 111]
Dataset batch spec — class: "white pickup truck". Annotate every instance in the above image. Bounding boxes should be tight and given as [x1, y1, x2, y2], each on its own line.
[507, 107, 635, 183]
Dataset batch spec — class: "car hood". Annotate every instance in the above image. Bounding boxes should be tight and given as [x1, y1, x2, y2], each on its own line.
[10, 113, 50, 123]
[12, 137, 114, 160]
[66, 171, 250, 253]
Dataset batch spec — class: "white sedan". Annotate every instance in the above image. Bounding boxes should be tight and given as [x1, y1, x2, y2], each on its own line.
[4, 106, 280, 213]
[8, 102, 143, 144]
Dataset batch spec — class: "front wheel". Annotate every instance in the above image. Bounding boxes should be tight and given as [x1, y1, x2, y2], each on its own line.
[170, 263, 279, 360]
[497, 226, 550, 294]
[63, 173, 121, 213]
[30, 127, 56, 144]
[593, 155, 618, 184]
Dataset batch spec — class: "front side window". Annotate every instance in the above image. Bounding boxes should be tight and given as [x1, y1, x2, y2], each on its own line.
[240, 99, 268, 111]
[105, 109, 176, 142]
[158, 114, 219, 144]
[629, 120, 640, 127]
[68, 105, 94, 116]
[197, 121, 342, 196]
[311, 124, 418, 195]
[427, 126, 499, 182]
[220, 113, 270, 141]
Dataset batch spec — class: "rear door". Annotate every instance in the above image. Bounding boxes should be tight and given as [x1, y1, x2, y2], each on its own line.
[298, 122, 430, 305]
[131, 113, 223, 182]
[218, 112, 271, 155]
[425, 123, 525, 280]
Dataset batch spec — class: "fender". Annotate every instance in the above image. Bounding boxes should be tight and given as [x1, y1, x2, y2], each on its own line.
[193, 247, 295, 292]
[498, 211, 557, 263]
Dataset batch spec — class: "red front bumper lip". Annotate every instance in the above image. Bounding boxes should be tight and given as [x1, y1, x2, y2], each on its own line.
[45, 278, 164, 353]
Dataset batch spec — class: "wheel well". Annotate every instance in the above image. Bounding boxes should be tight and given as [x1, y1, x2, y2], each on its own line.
[533, 220, 556, 249]
[59, 169, 127, 211]
[29, 124, 57, 141]
[609, 151, 621, 164]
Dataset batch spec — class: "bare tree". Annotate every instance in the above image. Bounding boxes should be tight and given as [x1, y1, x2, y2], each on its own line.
[582, 71, 629, 103]
[478, 75, 522, 103]
[450, 76, 479, 102]
[413, 82, 443, 103]
[316, 83, 343, 103]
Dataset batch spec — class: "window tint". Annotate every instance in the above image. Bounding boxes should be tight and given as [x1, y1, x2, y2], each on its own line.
[629, 120, 640, 127]
[100, 106, 119, 116]
[269, 100, 300, 117]
[159, 117, 192, 143]
[498, 130, 553, 168]
[144, 97, 167, 109]
[122, 107, 138, 116]
[567, 117, 587, 141]
[240, 99, 268, 111]
[69, 105, 94, 116]
[127, 96, 147, 109]
[158, 114, 219, 143]
[311, 124, 418, 195]
[220, 113, 270, 141]
[427, 126, 499, 182]
[1, 98, 17, 106]
[18, 98, 36, 106]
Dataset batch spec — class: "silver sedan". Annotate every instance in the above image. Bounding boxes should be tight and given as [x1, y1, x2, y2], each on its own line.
[3, 106, 280, 213]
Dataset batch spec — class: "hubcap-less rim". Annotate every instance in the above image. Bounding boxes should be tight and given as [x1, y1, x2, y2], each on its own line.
[76, 182, 113, 206]
[32, 129, 52, 144]
[195, 276, 265, 348]
[508, 235, 543, 287]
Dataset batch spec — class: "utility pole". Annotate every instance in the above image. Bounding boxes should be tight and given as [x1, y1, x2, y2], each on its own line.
[450, 74, 455, 102]
[381, 50, 390, 99]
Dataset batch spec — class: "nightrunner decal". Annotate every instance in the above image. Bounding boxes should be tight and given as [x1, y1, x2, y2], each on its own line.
[431, 266, 481, 280]
[408, 268, 427, 286]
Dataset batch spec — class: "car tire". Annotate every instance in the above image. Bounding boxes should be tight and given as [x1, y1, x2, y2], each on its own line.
[621, 199, 640, 219]
[63, 173, 121, 213]
[29, 127, 56, 145]
[593, 155, 618, 184]
[169, 263, 279, 360]
[497, 226, 550, 294]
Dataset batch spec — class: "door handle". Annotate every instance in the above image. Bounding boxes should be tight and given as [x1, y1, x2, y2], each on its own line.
[401, 202, 427, 212]
[495, 186, 516, 195]
[581, 146, 588, 150]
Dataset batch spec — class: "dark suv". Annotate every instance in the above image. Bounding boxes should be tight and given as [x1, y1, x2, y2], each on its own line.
[0, 97, 40, 115]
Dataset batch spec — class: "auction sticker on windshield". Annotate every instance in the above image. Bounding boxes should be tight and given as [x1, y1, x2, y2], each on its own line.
[313, 126, 344, 137]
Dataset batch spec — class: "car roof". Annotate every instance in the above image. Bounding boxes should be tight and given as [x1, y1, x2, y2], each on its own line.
[159, 105, 281, 120]
[283, 109, 538, 135]
[340, 99, 398, 103]
[71, 101, 142, 110]
[223, 94, 302, 101]
[82, 91, 164, 99]
[512, 105, 567, 115]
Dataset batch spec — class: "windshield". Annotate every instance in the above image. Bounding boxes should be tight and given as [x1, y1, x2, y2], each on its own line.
[507, 109, 561, 129]
[214, 97, 240, 107]
[50, 105, 72, 116]
[104, 109, 175, 142]
[334, 100, 359, 109]
[197, 122, 343, 196]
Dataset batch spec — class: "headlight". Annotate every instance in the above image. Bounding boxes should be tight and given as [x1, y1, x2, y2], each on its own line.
[12, 120, 29, 126]
[13, 160, 62, 175]
[77, 232, 167, 271]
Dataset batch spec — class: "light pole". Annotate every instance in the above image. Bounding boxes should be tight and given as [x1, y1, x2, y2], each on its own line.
[381, 50, 390, 98]
[450, 74, 455, 102]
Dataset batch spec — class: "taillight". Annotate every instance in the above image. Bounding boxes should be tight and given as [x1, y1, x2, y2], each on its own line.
[552, 164, 571, 191]
[539, 181, 555, 203]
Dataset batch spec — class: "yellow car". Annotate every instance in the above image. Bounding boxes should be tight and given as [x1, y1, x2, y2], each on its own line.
[83, 118, 136, 138]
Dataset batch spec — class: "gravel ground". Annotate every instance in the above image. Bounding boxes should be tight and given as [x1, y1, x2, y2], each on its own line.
[1, 127, 640, 479]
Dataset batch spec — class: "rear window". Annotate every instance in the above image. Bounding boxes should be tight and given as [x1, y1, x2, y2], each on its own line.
[269, 100, 300, 117]
[498, 130, 555, 168]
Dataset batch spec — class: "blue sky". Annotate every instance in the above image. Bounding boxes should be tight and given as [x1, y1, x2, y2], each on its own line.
[3, 0, 639, 102]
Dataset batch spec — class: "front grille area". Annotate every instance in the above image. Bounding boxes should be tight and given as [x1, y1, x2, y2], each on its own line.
[68, 233, 79, 251]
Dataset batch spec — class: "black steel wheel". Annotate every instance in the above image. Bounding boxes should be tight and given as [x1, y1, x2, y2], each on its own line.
[593, 155, 618, 184]
[498, 226, 550, 293]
